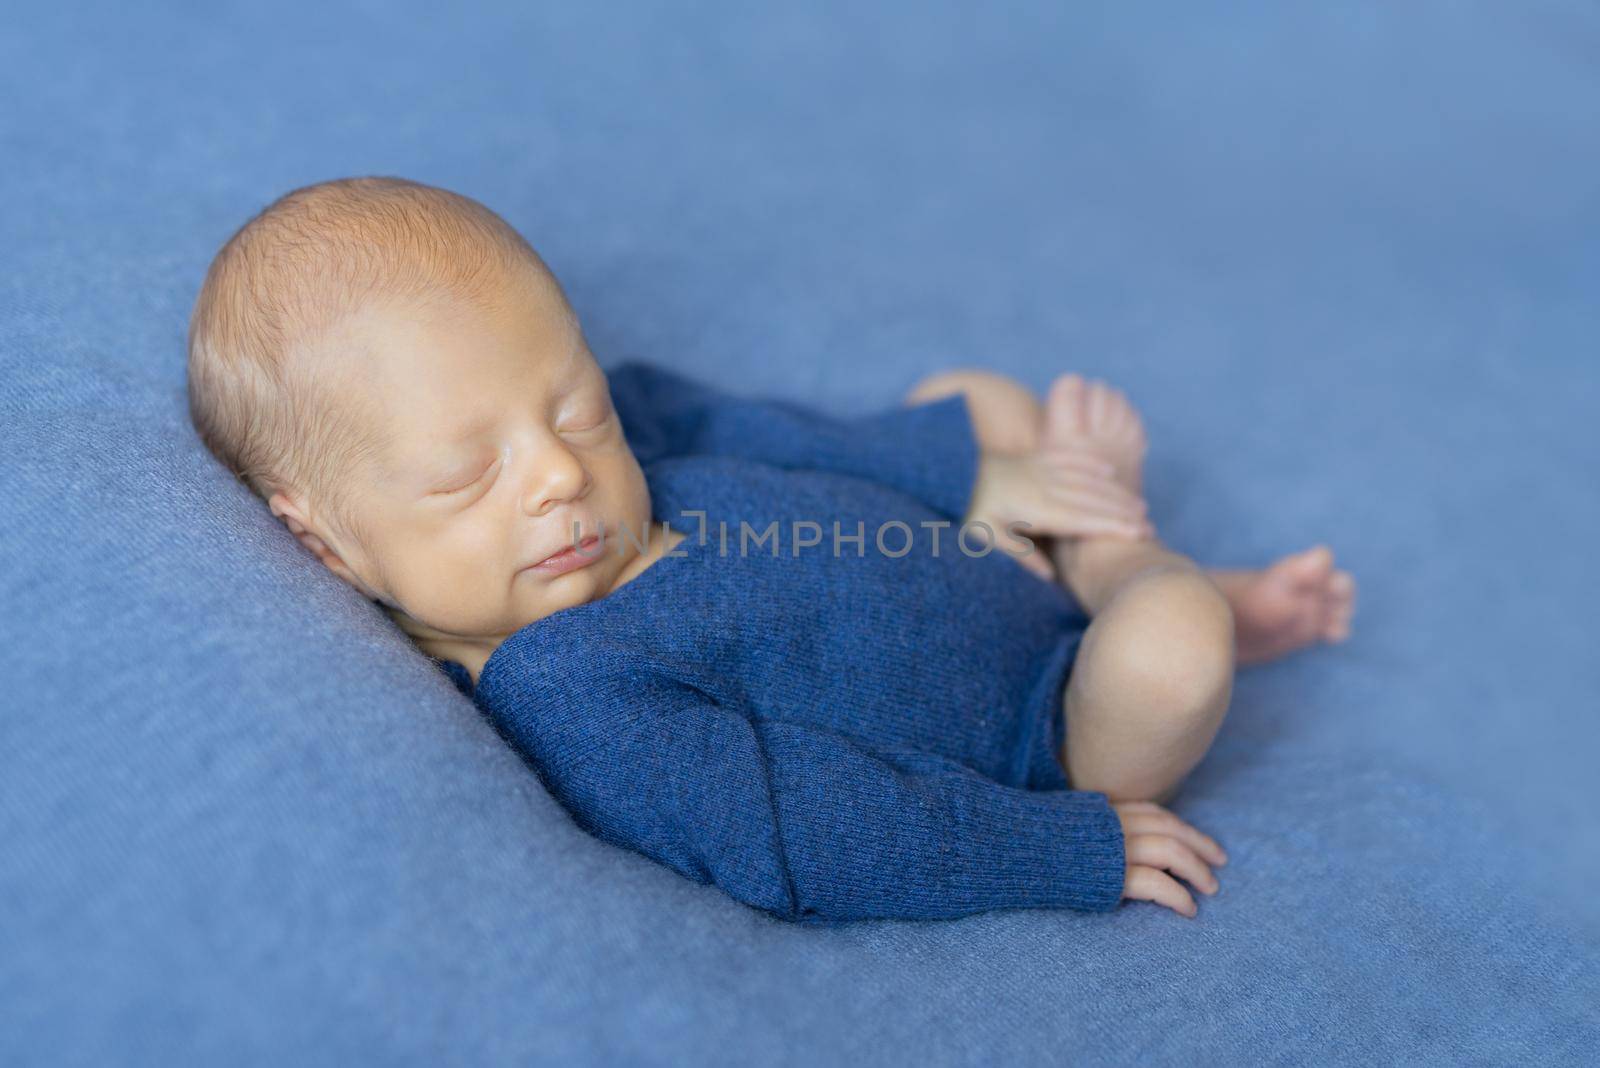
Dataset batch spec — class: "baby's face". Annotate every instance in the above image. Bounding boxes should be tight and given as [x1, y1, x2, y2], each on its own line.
[319, 264, 653, 643]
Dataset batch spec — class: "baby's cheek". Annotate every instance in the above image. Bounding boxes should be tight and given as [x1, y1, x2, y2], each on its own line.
[609, 453, 652, 533]
[392, 532, 508, 633]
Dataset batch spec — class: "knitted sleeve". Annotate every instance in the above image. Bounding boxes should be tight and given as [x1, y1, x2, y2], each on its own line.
[603, 360, 981, 523]
[498, 666, 1127, 924]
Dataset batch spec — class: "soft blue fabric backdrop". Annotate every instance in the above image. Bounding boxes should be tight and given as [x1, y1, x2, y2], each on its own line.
[3, 1, 1597, 1063]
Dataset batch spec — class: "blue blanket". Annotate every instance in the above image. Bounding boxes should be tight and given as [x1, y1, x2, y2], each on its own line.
[4, 1, 1597, 1063]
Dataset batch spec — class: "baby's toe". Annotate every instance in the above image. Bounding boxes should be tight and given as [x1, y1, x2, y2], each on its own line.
[1087, 379, 1112, 434]
[1324, 572, 1356, 639]
[1107, 385, 1132, 431]
[1286, 545, 1335, 588]
[1123, 419, 1149, 457]
[1046, 374, 1090, 442]
[1329, 570, 1355, 603]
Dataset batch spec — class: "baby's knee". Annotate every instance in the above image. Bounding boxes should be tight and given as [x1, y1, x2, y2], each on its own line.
[1096, 567, 1236, 727]
[904, 369, 1043, 455]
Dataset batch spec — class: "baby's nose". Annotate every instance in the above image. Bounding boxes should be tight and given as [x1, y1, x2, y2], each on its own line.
[521, 445, 591, 516]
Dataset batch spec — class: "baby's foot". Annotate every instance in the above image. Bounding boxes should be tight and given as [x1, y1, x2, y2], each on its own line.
[1043, 373, 1148, 497]
[1208, 546, 1356, 666]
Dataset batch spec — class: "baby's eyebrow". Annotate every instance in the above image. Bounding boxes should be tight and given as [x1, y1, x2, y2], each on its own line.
[421, 344, 591, 456]
[440, 408, 500, 444]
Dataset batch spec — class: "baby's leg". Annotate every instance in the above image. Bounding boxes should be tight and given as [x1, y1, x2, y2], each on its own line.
[907, 368, 1335, 802]
[1054, 536, 1236, 805]
[1040, 371, 1355, 667]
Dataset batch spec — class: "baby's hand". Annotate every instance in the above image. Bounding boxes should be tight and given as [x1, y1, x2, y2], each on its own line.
[968, 447, 1154, 546]
[1113, 800, 1228, 918]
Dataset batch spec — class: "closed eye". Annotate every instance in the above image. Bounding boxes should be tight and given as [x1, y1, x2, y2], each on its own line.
[562, 410, 615, 435]
[432, 457, 499, 496]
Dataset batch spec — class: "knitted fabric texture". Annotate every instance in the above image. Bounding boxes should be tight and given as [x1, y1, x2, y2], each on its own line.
[439, 361, 1126, 923]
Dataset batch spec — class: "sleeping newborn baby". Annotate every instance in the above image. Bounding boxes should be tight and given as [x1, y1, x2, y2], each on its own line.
[186, 177, 1356, 924]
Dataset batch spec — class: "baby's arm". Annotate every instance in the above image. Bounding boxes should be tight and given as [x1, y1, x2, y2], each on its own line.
[605, 362, 980, 522]
[488, 661, 1223, 922]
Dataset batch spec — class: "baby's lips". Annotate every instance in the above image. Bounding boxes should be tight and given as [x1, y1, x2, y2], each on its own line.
[539, 533, 602, 566]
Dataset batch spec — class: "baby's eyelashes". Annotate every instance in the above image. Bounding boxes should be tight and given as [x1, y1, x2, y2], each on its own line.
[560, 409, 616, 435]
[432, 457, 500, 496]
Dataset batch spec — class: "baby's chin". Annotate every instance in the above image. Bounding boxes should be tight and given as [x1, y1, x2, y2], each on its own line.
[393, 568, 610, 648]
[508, 547, 628, 618]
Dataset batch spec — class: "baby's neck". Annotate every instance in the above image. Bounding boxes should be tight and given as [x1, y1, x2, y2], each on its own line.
[391, 613, 499, 684]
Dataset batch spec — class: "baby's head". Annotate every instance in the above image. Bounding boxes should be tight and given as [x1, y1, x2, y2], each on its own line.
[188, 177, 653, 653]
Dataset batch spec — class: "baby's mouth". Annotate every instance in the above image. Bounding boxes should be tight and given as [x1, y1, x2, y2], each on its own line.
[525, 533, 604, 574]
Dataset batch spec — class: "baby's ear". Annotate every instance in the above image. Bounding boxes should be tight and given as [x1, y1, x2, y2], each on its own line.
[266, 490, 373, 596]
[266, 490, 324, 552]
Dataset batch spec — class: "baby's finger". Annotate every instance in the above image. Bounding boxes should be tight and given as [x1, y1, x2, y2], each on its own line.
[1028, 494, 1141, 531]
[1042, 481, 1148, 518]
[1045, 503, 1147, 539]
[1048, 512, 1151, 541]
[1126, 834, 1219, 895]
[1041, 468, 1146, 509]
[1121, 816, 1228, 869]
[1037, 457, 1137, 490]
[1119, 803, 1228, 866]
[1045, 488, 1149, 523]
[1123, 865, 1198, 918]
[1037, 447, 1116, 477]
[1012, 549, 1056, 581]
